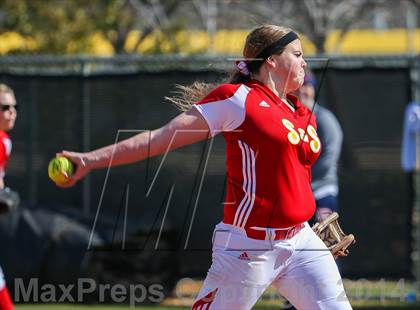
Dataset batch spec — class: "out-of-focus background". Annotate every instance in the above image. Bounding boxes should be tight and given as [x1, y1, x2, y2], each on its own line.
[0, 0, 419, 309]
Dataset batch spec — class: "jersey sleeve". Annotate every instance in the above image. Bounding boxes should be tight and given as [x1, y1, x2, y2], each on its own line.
[192, 84, 250, 137]
[0, 135, 11, 178]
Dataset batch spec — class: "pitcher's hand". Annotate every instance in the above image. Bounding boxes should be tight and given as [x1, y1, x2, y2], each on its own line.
[55, 151, 91, 188]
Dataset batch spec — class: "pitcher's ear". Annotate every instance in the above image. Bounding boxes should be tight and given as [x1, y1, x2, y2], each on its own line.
[266, 56, 276, 68]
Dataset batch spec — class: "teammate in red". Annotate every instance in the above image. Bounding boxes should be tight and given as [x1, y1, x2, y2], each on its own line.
[0, 84, 17, 310]
[56, 25, 352, 309]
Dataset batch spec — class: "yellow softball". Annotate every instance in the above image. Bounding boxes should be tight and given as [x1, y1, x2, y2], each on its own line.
[48, 156, 74, 184]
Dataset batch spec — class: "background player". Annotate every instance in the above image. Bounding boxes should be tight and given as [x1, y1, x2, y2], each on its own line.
[0, 83, 17, 310]
[0, 84, 16, 191]
[55, 25, 352, 309]
[297, 69, 343, 222]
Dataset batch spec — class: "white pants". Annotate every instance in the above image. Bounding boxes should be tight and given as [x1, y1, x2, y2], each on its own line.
[192, 222, 352, 310]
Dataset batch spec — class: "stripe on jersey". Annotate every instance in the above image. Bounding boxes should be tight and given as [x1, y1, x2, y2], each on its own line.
[240, 145, 256, 228]
[233, 140, 256, 228]
[233, 140, 249, 226]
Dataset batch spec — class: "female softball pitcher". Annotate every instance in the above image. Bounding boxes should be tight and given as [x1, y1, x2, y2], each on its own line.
[56, 25, 352, 309]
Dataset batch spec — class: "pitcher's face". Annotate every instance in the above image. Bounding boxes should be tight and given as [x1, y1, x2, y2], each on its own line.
[270, 39, 307, 93]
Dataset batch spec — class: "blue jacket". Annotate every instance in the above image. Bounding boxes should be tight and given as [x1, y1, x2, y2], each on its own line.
[312, 105, 343, 200]
[401, 101, 420, 172]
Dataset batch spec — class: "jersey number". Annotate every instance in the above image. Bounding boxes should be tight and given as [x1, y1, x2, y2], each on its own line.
[281, 118, 320, 153]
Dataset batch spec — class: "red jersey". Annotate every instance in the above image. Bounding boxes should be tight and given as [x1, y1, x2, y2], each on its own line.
[194, 80, 321, 229]
[0, 131, 11, 178]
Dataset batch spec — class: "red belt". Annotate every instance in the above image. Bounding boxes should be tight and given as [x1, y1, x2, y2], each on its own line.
[245, 224, 304, 241]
